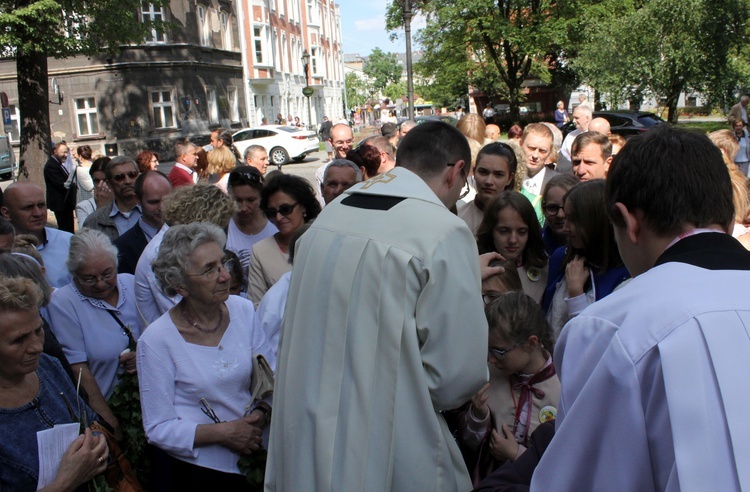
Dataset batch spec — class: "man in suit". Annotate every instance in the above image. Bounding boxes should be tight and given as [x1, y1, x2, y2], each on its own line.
[520, 123, 558, 225]
[728, 95, 748, 126]
[114, 171, 171, 274]
[43, 142, 76, 233]
[167, 141, 198, 188]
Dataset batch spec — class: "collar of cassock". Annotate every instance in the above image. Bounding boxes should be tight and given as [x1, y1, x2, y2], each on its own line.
[655, 231, 750, 271]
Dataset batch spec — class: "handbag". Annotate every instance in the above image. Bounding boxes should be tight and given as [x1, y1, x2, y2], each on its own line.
[246, 354, 274, 415]
[90, 420, 143, 492]
[64, 165, 79, 204]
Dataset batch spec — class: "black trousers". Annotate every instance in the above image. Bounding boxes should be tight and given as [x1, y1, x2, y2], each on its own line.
[54, 209, 75, 233]
[165, 455, 249, 491]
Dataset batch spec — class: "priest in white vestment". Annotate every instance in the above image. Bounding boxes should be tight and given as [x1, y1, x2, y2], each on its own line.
[265, 122, 489, 492]
[532, 125, 750, 491]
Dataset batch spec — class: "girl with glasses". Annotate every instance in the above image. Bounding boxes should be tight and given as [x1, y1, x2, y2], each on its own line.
[458, 291, 559, 486]
[540, 174, 579, 256]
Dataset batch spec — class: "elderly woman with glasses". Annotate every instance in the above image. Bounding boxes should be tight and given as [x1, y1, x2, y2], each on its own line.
[46, 228, 145, 439]
[138, 222, 274, 488]
[247, 174, 321, 306]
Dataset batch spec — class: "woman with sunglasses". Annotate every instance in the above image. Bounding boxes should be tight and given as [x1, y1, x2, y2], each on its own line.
[247, 174, 321, 306]
[139, 222, 274, 488]
[46, 229, 145, 440]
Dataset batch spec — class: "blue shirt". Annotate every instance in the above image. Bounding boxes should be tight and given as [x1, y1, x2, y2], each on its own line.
[46, 274, 144, 399]
[38, 227, 73, 288]
[109, 203, 142, 236]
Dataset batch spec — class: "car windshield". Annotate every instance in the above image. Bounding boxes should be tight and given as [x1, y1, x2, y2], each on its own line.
[637, 114, 665, 126]
[276, 126, 303, 133]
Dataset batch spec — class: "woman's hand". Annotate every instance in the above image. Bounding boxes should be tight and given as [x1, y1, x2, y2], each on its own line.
[470, 383, 491, 421]
[119, 350, 137, 375]
[489, 424, 519, 462]
[218, 417, 264, 455]
[479, 252, 506, 280]
[565, 255, 590, 298]
[43, 428, 108, 491]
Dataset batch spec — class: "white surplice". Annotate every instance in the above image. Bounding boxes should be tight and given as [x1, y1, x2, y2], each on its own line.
[265, 167, 489, 492]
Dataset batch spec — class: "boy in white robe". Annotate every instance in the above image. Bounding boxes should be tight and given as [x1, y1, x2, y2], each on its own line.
[532, 124, 750, 491]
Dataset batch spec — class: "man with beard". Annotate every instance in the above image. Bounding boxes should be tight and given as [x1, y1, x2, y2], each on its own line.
[83, 156, 141, 241]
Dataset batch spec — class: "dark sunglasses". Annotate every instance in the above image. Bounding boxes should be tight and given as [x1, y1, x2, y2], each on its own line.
[111, 170, 139, 182]
[229, 170, 264, 186]
[263, 202, 298, 219]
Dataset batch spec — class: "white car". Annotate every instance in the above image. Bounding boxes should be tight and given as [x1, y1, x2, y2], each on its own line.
[233, 125, 319, 167]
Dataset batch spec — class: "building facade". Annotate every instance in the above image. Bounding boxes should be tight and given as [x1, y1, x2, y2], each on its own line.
[241, 0, 345, 129]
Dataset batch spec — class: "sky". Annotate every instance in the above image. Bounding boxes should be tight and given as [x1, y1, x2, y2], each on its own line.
[338, 0, 425, 57]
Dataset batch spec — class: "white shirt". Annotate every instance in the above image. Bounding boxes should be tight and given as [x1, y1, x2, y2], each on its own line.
[134, 224, 180, 324]
[226, 218, 278, 277]
[253, 271, 290, 361]
[560, 129, 581, 161]
[137, 296, 275, 474]
[522, 167, 547, 196]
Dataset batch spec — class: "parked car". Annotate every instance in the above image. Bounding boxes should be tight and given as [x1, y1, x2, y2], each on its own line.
[561, 110, 665, 138]
[232, 125, 319, 166]
[0, 138, 16, 181]
[396, 115, 458, 127]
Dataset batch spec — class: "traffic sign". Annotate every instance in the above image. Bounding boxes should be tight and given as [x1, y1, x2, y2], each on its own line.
[2, 108, 10, 126]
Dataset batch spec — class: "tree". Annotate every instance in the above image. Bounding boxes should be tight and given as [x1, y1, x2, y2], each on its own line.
[383, 81, 407, 103]
[362, 48, 403, 95]
[388, 0, 575, 121]
[573, 0, 747, 122]
[345, 72, 370, 110]
[0, 0, 168, 184]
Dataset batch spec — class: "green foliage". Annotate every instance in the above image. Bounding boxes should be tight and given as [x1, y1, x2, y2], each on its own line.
[403, 0, 575, 120]
[346, 72, 370, 109]
[0, 0, 170, 57]
[363, 48, 403, 93]
[573, 0, 748, 122]
[238, 447, 268, 491]
[383, 81, 407, 102]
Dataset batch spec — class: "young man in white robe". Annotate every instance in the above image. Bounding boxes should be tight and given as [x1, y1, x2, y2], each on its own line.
[265, 122, 490, 491]
[532, 125, 750, 491]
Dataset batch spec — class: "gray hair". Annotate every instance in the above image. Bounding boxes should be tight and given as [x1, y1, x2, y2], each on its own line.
[243, 145, 266, 160]
[67, 228, 119, 274]
[0, 252, 53, 306]
[152, 222, 227, 297]
[104, 156, 139, 180]
[323, 159, 363, 183]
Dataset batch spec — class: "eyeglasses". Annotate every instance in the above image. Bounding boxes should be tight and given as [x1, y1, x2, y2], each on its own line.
[228, 170, 263, 187]
[543, 204, 564, 216]
[263, 202, 298, 219]
[488, 341, 523, 360]
[187, 258, 234, 281]
[447, 161, 470, 199]
[110, 170, 139, 183]
[75, 269, 116, 286]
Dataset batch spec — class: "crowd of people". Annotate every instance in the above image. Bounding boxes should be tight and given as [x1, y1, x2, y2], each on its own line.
[1, 96, 749, 491]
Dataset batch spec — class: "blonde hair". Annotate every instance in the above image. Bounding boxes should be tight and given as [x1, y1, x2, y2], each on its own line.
[456, 113, 487, 145]
[0, 274, 43, 311]
[12, 235, 44, 266]
[709, 130, 749, 224]
[207, 146, 237, 175]
[163, 183, 236, 229]
[709, 130, 740, 162]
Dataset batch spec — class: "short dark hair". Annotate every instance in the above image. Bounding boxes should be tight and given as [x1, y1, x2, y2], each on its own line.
[135, 170, 170, 200]
[76, 145, 92, 161]
[571, 131, 612, 160]
[260, 174, 321, 223]
[606, 125, 734, 236]
[380, 122, 398, 138]
[0, 216, 14, 237]
[476, 142, 519, 190]
[565, 179, 622, 274]
[90, 157, 110, 177]
[396, 121, 471, 180]
[476, 191, 547, 269]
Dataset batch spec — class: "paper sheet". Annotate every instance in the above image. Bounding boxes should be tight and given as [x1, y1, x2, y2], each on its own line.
[36, 423, 80, 490]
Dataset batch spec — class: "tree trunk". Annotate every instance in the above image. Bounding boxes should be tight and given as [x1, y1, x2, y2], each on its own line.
[666, 89, 681, 124]
[17, 49, 50, 187]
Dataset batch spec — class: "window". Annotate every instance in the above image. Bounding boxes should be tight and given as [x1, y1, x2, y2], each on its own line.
[206, 87, 218, 123]
[228, 87, 239, 122]
[197, 5, 210, 46]
[151, 90, 177, 128]
[8, 105, 20, 143]
[74, 97, 99, 136]
[311, 46, 318, 75]
[253, 25, 271, 65]
[220, 11, 232, 50]
[142, 4, 167, 43]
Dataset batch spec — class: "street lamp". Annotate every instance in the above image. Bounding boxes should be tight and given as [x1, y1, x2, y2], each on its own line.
[301, 50, 313, 130]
